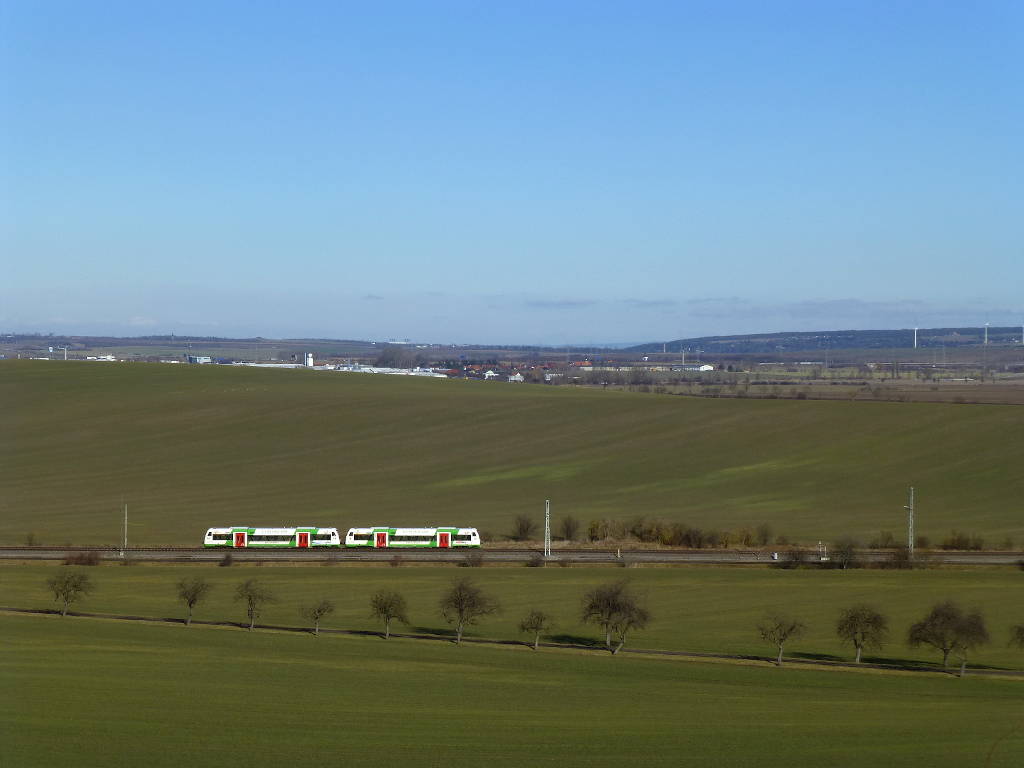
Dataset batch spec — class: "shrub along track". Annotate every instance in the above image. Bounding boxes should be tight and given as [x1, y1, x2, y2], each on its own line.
[4, 606, 1021, 679]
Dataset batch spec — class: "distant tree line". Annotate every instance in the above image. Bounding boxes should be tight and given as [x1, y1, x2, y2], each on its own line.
[509, 515, 777, 548]
[373, 344, 428, 368]
[503, 517, 1014, 554]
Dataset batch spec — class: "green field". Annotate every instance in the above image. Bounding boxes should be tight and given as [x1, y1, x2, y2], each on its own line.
[3, 564, 1023, 669]
[3, 608, 1023, 767]
[2, 360, 1023, 545]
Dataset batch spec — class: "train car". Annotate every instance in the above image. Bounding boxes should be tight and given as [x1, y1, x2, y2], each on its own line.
[344, 526, 481, 548]
[204, 526, 341, 548]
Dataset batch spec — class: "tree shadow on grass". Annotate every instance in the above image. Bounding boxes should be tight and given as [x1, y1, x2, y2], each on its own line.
[861, 654, 932, 668]
[411, 625, 458, 639]
[791, 651, 845, 662]
[859, 654, 1008, 672]
[547, 633, 602, 648]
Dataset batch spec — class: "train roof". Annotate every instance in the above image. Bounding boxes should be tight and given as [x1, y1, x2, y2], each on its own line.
[206, 526, 338, 532]
[346, 526, 477, 534]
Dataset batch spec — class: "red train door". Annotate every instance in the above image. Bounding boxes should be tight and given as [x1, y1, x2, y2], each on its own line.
[297, 532, 309, 548]
[233, 531, 247, 548]
[438, 532, 450, 548]
[375, 532, 388, 548]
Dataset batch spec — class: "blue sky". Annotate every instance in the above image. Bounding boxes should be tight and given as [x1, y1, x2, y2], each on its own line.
[2, 1, 1021, 344]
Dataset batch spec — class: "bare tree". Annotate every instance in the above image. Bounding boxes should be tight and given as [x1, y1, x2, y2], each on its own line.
[234, 579, 275, 631]
[908, 600, 990, 674]
[755, 523, 773, 547]
[47, 570, 94, 617]
[908, 603, 958, 666]
[581, 580, 652, 655]
[558, 516, 580, 542]
[518, 609, 552, 650]
[439, 577, 500, 645]
[510, 515, 537, 542]
[370, 590, 409, 639]
[831, 538, 861, 570]
[758, 613, 807, 666]
[836, 605, 888, 663]
[1010, 624, 1024, 649]
[950, 609, 989, 677]
[374, 344, 423, 368]
[461, 551, 485, 568]
[176, 577, 212, 626]
[301, 599, 335, 637]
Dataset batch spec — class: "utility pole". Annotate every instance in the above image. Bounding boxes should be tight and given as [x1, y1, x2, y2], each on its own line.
[543, 500, 551, 558]
[904, 487, 915, 558]
[121, 501, 128, 559]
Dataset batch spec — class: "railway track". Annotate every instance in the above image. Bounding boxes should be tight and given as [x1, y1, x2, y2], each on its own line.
[0, 547, 1021, 565]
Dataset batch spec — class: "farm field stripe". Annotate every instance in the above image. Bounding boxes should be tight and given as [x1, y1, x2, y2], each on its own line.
[5, 360, 1024, 545]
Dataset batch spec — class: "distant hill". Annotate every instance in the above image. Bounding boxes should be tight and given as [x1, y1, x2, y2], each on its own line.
[629, 326, 1023, 355]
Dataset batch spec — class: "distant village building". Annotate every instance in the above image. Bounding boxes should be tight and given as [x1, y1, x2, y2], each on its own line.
[671, 363, 714, 372]
[507, 372, 524, 383]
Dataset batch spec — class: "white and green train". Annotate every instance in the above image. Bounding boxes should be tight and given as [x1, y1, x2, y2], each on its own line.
[203, 526, 481, 549]
[344, 526, 481, 549]
[204, 527, 341, 548]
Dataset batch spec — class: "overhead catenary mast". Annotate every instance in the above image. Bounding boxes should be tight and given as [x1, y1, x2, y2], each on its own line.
[543, 499, 551, 558]
[903, 487, 915, 558]
[121, 501, 128, 558]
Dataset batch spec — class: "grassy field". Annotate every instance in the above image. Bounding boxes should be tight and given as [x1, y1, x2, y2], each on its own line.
[3, 563, 1023, 669]
[3, 609, 1023, 767]
[2, 359, 1024, 545]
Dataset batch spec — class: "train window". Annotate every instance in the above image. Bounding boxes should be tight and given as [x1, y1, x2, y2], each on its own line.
[454, 535, 472, 541]
[351, 534, 371, 541]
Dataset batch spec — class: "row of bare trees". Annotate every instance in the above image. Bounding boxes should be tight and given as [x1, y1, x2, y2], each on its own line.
[45, 570, 650, 653]
[45, 571, 1024, 672]
[763, 601, 1010, 676]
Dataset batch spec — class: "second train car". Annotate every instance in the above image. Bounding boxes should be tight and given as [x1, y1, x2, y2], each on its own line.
[344, 526, 480, 548]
